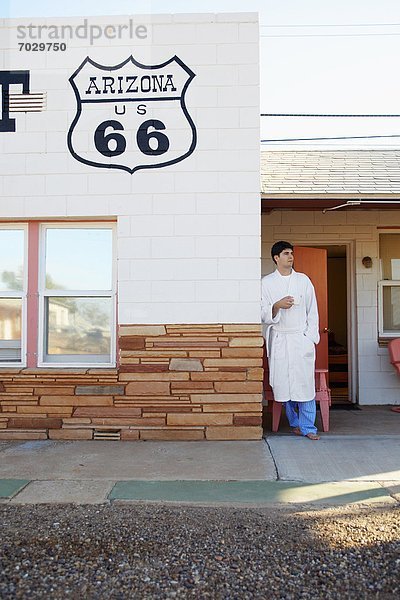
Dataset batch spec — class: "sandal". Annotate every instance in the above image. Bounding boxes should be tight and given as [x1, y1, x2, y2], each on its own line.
[305, 433, 320, 440]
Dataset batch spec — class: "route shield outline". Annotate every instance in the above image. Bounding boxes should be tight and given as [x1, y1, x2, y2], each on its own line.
[67, 55, 197, 174]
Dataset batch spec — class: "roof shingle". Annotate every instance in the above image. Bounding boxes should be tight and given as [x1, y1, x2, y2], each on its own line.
[261, 150, 400, 196]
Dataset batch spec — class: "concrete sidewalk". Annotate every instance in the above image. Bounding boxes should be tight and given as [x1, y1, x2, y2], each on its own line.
[1, 430, 399, 506]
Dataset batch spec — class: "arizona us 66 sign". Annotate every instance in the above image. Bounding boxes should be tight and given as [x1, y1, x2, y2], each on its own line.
[67, 55, 197, 174]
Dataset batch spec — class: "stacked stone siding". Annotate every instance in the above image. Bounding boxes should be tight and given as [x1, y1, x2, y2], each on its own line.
[0, 324, 263, 441]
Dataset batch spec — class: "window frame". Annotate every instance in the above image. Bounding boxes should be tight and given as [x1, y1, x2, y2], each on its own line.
[378, 280, 400, 338]
[0, 223, 28, 367]
[378, 231, 400, 339]
[37, 222, 117, 368]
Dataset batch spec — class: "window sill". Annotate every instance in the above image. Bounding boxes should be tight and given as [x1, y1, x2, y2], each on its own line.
[378, 336, 400, 348]
[0, 366, 118, 374]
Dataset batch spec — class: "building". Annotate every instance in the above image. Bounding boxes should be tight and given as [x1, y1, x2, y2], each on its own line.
[1, 14, 399, 443]
[0, 13, 263, 441]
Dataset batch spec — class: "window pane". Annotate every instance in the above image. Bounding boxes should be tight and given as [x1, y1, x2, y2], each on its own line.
[0, 229, 24, 291]
[45, 229, 113, 291]
[380, 234, 400, 279]
[383, 286, 400, 332]
[0, 298, 22, 361]
[0, 298, 22, 339]
[46, 297, 111, 356]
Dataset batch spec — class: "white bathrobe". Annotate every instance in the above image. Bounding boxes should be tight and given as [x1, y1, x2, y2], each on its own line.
[261, 269, 320, 402]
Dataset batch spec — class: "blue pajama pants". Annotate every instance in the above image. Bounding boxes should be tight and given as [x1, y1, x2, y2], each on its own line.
[285, 399, 318, 436]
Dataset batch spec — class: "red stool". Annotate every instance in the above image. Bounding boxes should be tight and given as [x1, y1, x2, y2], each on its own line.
[264, 360, 331, 432]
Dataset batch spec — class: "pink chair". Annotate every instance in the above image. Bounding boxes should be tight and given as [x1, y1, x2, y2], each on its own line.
[388, 338, 400, 376]
[263, 345, 331, 432]
[388, 338, 400, 413]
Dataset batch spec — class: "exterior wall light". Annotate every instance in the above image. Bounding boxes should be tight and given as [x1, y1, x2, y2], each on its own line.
[362, 256, 373, 268]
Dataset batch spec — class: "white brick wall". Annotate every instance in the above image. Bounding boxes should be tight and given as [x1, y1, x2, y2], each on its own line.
[261, 209, 400, 405]
[0, 13, 260, 325]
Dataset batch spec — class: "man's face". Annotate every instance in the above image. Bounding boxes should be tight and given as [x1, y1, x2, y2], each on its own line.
[275, 248, 294, 269]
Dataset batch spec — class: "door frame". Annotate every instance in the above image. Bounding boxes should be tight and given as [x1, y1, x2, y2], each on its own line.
[291, 239, 358, 404]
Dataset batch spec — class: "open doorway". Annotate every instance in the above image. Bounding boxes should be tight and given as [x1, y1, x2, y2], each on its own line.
[293, 243, 353, 405]
[321, 245, 350, 404]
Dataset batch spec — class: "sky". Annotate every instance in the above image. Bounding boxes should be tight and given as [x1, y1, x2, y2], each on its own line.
[3, 0, 400, 148]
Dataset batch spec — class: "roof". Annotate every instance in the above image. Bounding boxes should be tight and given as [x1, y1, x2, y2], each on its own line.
[261, 150, 400, 199]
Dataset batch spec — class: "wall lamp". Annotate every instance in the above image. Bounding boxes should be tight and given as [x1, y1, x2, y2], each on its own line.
[362, 256, 373, 269]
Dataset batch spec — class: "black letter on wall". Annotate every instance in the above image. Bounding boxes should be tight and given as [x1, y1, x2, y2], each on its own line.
[0, 70, 30, 132]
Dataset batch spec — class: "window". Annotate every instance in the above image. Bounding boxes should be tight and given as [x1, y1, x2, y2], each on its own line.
[0, 226, 27, 363]
[378, 233, 400, 338]
[0, 222, 116, 368]
[39, 225, 116, 366]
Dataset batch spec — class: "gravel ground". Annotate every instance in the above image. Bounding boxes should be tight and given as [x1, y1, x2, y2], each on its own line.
[0, 504, 399, 599]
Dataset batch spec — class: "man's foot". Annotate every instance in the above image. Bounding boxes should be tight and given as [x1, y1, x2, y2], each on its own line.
[305, 433, 320, 440]
[292, 427, 301, 435]
[391, 406, 400, 413]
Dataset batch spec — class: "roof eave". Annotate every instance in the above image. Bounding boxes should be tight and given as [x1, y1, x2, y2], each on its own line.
[261, 193, 400, 211]
[261, 193, 400, 200]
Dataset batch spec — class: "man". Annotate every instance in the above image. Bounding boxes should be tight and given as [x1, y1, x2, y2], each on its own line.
[261, 241, 320, 440]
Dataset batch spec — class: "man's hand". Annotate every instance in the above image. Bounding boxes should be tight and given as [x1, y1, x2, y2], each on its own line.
[272, 296, 294, 317]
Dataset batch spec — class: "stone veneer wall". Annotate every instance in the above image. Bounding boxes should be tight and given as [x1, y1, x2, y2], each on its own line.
[0, 324, 263, 441]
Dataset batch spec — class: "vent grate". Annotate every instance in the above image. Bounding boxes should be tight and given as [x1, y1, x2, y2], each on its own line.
[93, 429, 121, 441]
[9, 92, 47, 112]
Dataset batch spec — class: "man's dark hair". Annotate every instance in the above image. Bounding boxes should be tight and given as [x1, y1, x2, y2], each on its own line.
[271, 241, 293, 264]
